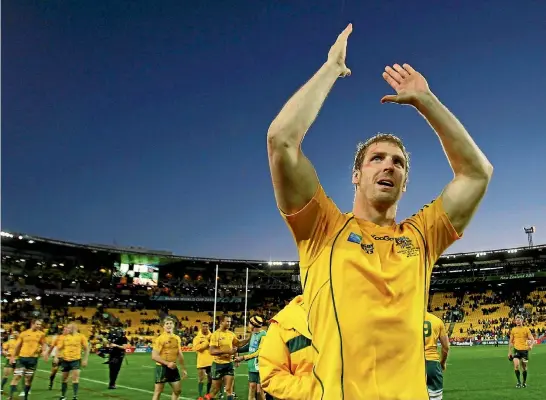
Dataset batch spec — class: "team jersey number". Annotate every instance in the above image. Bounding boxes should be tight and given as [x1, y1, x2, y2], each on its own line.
[423, 321, 432, 338]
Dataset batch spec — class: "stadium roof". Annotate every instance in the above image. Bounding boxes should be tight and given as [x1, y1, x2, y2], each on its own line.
[1, 230, 544, 268]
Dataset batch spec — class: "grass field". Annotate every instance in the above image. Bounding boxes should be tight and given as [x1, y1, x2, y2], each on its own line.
[2, 345, 545, 399]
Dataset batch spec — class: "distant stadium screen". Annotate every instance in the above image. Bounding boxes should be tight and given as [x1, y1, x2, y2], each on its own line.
[114, 262, 159, 286]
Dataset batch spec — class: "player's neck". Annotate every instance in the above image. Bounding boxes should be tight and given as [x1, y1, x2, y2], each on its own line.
[352, 197, 397, 227]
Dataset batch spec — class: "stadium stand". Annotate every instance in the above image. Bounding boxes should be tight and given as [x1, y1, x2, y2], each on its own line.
[2, 230, 546, 347]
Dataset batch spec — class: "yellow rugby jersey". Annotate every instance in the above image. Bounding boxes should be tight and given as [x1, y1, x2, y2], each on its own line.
[17, 329, 46, 358]
[209, 329, 240, 364]
[424, 312, 447, 362]
[53, 334, 66, 358]
[59, 333, 88, 362]
[510, 326, 532, 351]
[281, 184, 460, 400]
[259, 295, 314, 400]
[153, 332, 181, 366]
[193, 331, 213, 368]
[2, 339, 18, 359]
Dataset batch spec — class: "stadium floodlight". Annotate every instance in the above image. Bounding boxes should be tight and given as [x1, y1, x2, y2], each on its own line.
[524, 226, 535, 248]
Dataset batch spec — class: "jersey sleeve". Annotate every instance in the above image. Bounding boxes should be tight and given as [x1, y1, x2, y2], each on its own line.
[259, 323, 312, 400]
[81, 335, 88, 350]
[209, 332, 220, 348]
[405, 197, 461, 271]
[233, 335, 241, 347]
[281, 184, 346, 267]
[193, 336, 208, 351]
[439, 320, 447, 337]
[152, 336, 163, 353]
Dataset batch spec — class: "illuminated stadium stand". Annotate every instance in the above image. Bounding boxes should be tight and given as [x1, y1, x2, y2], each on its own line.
[1, 230, 545, 344]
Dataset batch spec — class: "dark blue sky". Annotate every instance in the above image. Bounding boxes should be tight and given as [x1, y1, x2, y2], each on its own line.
[3, 0, 545, 260]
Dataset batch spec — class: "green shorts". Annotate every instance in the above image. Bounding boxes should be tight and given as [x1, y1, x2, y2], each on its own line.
[16, 357, 38, 371]
[425, 360, 443, 399]
[211, 362, 234, 380]
[61, 359, 81, 372]
[513, 350, 529, 361]
[248, 371, 260, 384]
[155, 364, 181, 384]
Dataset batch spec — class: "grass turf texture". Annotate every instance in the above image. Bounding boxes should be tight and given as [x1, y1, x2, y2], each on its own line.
[3, 345, 545, 399]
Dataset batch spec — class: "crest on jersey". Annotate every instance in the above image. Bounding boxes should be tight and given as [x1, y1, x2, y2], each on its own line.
[360, 243, 374, 254]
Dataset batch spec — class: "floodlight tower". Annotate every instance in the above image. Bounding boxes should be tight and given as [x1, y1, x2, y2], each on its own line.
[524, 226, 535, 248]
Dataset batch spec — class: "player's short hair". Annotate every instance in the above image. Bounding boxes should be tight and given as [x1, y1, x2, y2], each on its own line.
[249, 316, 265, 328]
[220, 314, 231, 322]
[201, 321, 209, 325]
[515, 314, 524, 320]
[352, 133, 410, 184]
[163, 317, 176, 325]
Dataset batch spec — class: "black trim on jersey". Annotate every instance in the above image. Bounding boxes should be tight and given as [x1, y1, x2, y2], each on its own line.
[406, 220, 431, 400]
[329, 216, 354, 400]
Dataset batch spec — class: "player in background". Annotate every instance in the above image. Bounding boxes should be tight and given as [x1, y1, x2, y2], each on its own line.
[57, 323, 89, 400]
[508, 315, 534, 388]
[267, 23, 492, 399]
[424, 312, 450, 400]
[259, 295, 314, 400]
[152, 317, 188, 400]
[235, 316, 267, 400]
[205, 315, 250, 400]
[47, 325, 70, 390]
[193, 321, 213, 400]
[1, 332, 20, 394]
[8, 319, 48, 400]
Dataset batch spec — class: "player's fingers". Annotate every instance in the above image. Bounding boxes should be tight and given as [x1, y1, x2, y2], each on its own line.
[385, 66, 403, 84]
[393, 64, 408, 79]
[382, 72, 399, 89]
[402, 63, 416, 74]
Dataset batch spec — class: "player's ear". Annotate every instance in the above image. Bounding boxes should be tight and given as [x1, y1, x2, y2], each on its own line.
[352, 170, 360, 185]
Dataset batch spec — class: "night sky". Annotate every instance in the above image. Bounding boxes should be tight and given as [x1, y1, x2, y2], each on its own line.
[3, 0, 545, 260]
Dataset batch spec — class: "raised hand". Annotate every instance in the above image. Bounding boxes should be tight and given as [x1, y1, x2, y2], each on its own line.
[327, 23, 352, 78]
[381, 63, 431, 106]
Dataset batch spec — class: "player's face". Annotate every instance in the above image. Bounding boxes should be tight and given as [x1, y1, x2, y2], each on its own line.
[515, 317, 523, 326]
[201, 323, 209, 334]
[68, 324, 77, 334]
[63, 327, 70, 335]
[32, 321, 43, 331]
[222, 318, 232, 329]
[352, 141, 407, 208]
[164, 320, 174, 333]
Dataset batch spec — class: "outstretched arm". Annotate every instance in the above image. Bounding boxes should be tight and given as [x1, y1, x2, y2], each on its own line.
[382, 64, 493, 235]
[268, 24, 352, 215]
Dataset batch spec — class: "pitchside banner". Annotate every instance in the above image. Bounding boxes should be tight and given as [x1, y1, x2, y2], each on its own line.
[150, 296, 243, 303]
[431, 272, 540, 286]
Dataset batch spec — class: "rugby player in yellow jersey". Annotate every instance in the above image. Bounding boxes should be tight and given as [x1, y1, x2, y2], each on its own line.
[424, 312, 450, 400]
[152, 317, 188, 400]
[267, 24, 493, 399]
[1, 331, 19, 394]
[8, 320, 48, 400]
[47, 325, 70, 390]
[57, 323, 89, 400]
[508, 315, 534, 388]
[259, 295, 314, 400]
[193, 321, 213, 400]
[205, 315, 250, 400]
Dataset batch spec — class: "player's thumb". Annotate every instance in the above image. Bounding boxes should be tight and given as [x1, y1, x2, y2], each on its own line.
[340, 67, 351, 78]
[380, 95, 399, 104]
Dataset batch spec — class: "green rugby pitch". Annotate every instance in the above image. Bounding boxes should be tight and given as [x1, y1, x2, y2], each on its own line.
[3, 345, 545, 399]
